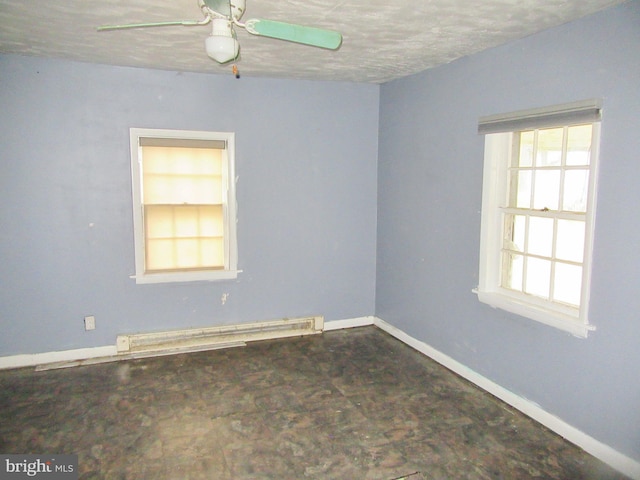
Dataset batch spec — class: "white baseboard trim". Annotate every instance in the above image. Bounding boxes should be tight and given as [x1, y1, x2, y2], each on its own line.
[0, 316, 375, 370]
[373, 316, 640, 480]
[0, 345, 118, 370]
[324, 316, 375, 331]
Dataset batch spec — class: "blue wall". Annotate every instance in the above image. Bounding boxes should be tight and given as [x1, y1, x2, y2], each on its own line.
[377, 0, 640, 462]
[0, 56, 379, 354]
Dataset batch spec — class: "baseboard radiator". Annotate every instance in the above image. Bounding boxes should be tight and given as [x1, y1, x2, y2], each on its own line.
[116, 315, 324, 355]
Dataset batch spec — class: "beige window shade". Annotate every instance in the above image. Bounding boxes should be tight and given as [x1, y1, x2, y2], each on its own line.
[140, 145, 226, 273]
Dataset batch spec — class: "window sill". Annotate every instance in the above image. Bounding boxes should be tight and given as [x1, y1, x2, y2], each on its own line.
[473, 289, 595, 338]
[131, 270, 241, 284]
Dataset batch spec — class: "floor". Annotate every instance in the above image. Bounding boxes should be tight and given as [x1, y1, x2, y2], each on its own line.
[0, 326, 630, 480]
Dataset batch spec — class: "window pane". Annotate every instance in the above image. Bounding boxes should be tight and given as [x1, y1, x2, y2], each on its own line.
[145, 205, 174, 239]
[174, 206, 200, 237]
[146, 239, 175, 270]
[536, 128, 563, 167]
[175, 239, 200, 268]
[533, 170, 560, 211]
[502, 252, 523, 292]
[554, 262, 582, 306]
[511, 214, 526, 252]
[200, 238, 225, 268]
[510, 170, 531, 208]
[525, 257, 551, 298]
[177, 176, 221, 204]
[142, 175, 172, 204]
[556, 220, 585, 263]
[200, 205, 224, 237]
[503, 215, 525, 259]
[528, 216, 553, 257]
[563, 169, 589, 212]
[566, 124, 592, 166]
[518, 131, 534, 167]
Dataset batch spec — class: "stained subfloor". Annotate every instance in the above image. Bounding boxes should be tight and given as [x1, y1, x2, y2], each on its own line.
[0, 326, 630, 479]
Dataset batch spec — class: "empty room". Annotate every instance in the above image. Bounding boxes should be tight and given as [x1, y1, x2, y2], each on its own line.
[1, 0, 639, 478]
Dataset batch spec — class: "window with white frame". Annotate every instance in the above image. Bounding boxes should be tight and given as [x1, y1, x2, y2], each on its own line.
[129, 128, 238, 284]
[475, 100, 601, 337]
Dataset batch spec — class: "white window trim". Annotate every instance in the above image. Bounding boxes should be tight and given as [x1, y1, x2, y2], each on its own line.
[129, 128, 240, 284]
[475, 101, 601, 338]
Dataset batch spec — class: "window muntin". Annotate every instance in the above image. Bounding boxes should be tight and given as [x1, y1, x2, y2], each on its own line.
[130, 129, 238, 284]
[476, 100, 601, 337]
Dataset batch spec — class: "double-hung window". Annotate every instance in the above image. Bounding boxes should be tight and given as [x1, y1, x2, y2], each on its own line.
[130, 128, 238, 284]
[476, 100, 601, 337]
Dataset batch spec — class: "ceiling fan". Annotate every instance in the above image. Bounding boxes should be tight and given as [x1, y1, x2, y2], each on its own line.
[98, 0, 343, 66]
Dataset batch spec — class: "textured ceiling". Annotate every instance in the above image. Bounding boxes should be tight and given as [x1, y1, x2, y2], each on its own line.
[0, 0, 626, 83]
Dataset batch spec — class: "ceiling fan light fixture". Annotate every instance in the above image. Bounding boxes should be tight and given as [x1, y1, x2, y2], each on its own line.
[99, 1, 342, 65]
[205, 18, 239, 64]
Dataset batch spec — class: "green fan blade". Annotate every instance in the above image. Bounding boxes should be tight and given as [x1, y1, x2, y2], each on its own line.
[97, 20, 202, 31]
[245, 19, 342, 50]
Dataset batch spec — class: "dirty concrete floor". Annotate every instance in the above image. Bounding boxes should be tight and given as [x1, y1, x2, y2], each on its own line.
[0, 326, 630, 479]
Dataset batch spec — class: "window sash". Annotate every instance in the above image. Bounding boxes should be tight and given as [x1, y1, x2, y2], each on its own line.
[498, 124, 592, 308]
[144, 204, 225, 272]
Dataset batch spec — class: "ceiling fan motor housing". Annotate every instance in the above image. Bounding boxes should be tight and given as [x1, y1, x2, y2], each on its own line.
[202, 0, 245, 21]
[230, 0, 246, 21]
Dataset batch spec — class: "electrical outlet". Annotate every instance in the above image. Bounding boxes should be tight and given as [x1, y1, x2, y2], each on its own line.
[84, 315, 96, 331]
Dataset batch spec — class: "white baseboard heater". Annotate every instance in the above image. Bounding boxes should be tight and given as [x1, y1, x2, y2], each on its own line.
[116, 315, 324, 355]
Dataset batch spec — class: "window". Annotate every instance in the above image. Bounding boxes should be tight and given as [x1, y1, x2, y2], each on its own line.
[129, 128, 238, 284]
[476, 100, 601, 337]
